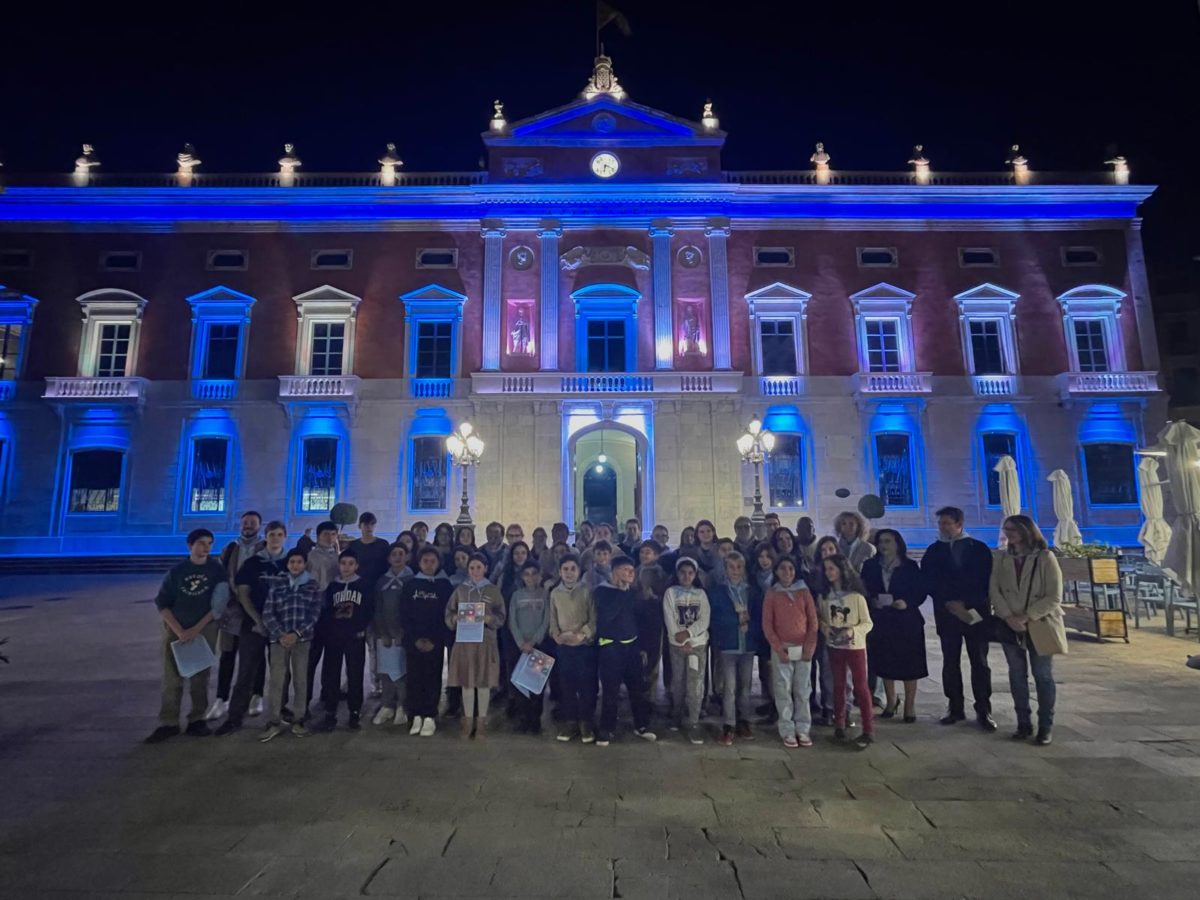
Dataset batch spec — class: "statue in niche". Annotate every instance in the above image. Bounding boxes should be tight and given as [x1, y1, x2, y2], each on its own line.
[679, 306, 702, 355]
[510, 308, 533, 355]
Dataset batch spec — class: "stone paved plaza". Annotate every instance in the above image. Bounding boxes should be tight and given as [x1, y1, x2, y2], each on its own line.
[2, 573, 1200, 899]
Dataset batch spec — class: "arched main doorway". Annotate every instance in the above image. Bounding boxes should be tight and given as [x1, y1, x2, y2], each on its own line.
[569, 426, 644, 530]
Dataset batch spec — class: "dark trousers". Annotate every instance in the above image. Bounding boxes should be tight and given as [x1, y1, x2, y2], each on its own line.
[556, 643, 598, 724]
[406, 645, 443, 718]
[304, 631, 326, 710]
[217, 632, 265, 702]
[226, 628, 268, 725]
[320, 631, 366, 716]
[444, 633, 462, 716]
[599, 641, 650, 734]
[939, 622, 992, 716]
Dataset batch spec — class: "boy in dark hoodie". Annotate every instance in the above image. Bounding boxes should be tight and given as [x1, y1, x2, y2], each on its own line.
[372, 543, 412, 727]
[260, 548, 322, 742]
[314, 551, 373, 731]
[399, 547, 454, 737]
[635, 540, 669, 708]
[594, 556, 657, 747]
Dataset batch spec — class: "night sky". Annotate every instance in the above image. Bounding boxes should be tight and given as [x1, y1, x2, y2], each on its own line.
[4, 2, 1198, 288]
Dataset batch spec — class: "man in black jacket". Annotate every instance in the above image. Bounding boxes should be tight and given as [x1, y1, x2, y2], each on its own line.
[921, 507, 997, 731]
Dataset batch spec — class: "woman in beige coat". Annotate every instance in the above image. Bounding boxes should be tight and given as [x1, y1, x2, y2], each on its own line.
[989, 515, 1067, 746]
[445, 553, 506, 740]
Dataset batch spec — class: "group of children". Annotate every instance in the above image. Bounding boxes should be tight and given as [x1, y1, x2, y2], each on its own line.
[145, 509, 964, 750]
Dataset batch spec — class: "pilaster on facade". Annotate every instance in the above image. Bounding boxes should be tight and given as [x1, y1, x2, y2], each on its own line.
[706, 218, 732, 370]
[650, 221, 674, 370]
[1124, 220, 1161, 372]
[481, 220, 506, 371]
[538, 221, 562, 371]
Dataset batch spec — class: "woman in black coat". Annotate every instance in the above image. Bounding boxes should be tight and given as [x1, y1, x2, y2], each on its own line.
[861, 528, 928, 722]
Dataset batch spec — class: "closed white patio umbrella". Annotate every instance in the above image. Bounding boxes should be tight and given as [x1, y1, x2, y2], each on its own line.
[994, 454, 1020, 548]
[1161, 421, 1200, 596]
[1137, 456, 1172, 566]
[1047, 469, 1083, 548]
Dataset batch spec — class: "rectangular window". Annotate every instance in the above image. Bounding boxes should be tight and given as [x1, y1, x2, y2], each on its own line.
[874, 433, 915, 507]
[0, 249, 33, 271]
[767, 433, 803, 508]
[300, 437, 337, 512]
[1083, 443, 1136, 505]
[981, 432, 1017, 506]
[1062, 246, 1102, 267]
[309, 322, 346, 376]
[759, 320, 798, 375]
[410, 436, 449, 511]
[68, 449, 123, 513]
[415, 321, 454, 378]
[1073, 320, 1109, 372]
[99, 251, 141, 272]
[311, 249, 353, 270]
[0, 324, 23, 380]
[96, 323, 132, 377]
[586, 318, 626, 373]
[206, 249, 248, 271]
[864, 318, 901, 372]
[416, 248, 459, 269]
[959, 247, 998, 267]
[969, 319, 1006, 375]
[753, 247, 795, 267]
[857, 247, 898, 267]
[189, 438, 228, 513]
[203, 323, 241, 379]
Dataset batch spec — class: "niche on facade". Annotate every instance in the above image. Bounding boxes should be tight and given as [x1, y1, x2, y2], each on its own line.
[507, 300, 536, 357]
[675, 298, 708, 357]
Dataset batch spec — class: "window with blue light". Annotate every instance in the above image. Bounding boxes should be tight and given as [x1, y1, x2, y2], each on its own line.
[203, 323, 241, 380]
[69, 449, 123, 513]
[416, 322, 453, 378]
[1083, 443, 1136, 505]
[864, 319, 901, 372]
[188, 438, 228, 513]
[0, 325, 22, 380]
[410, 436, 449, 511]
[768, 434, 803, 508]
[874, 433, 914, 507]
[97, 323, 132, 377]
[300, 437, 337, 512]
[1073, 320, 1109, 372]
[981, 432, 1017, 506]
[587, 319, 627, 373]
[969, 320, 1006, 375]
[310, 323, 345, 376]
[760, 320, 797, 375]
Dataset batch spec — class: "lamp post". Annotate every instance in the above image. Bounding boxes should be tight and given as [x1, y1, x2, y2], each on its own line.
[737, 418, 775, 540]
[446, 422, 485, 527]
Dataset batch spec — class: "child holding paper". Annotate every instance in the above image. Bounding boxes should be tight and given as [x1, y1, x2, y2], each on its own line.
[762, 557, 819, 749]
[508, 561, 552, 734]
[372, 543, 412, 727]
[445, 553, 506, 741]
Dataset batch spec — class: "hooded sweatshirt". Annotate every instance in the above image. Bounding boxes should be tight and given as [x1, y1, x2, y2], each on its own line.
[319, 574, 372, 636]
[549, 580, 594, 643]
[306, 543, 340, 593]
[374, 569, 412, 642]
[399, 573, 453, 650]
[509, 585, 551, 648]
[263, 571, 321, 643]
[662, 582, 711, 649]
[762, 580, 820, 660]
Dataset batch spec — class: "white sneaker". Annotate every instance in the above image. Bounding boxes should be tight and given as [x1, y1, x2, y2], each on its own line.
[204, 699, 227, 721]
[373, 707, 395, 726]
[420, 718, 437, 737]
[409, 716, 423, 736]
[248, 695, 264, 717]
[393, 709, 409, 727]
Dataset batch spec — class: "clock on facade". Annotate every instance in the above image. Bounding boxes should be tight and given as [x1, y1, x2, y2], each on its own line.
[590, 152, 620, 178]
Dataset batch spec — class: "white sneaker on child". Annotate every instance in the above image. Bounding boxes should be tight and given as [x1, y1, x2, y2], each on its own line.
[393, 709, 409, 727]
[248, 695, 264, 717]
[409, 716, 423, 736]
[204, 699, 227, 721]
[373, 707, 395, 726]
[419, 718, 436, 737]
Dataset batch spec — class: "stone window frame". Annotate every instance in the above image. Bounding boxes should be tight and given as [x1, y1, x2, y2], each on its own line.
[292, 285, 361, 377]
[851, 283, 917, 374]
[1057, 284, 1126, 374]
[745, 281, 812, 377]
[76, 289, 148, 378]
[954, 283, 1020, 376]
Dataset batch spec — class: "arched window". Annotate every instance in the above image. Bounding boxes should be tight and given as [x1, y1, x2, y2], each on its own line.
[407, 408, 452, 514]
[868, 402, 923, 509]
[1078, 403, 1138, 507]
[762, 405, 809, 510]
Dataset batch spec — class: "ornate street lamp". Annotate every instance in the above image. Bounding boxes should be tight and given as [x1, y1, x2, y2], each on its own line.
[737, 418, 776, 539]
[446, 422, 485, 527]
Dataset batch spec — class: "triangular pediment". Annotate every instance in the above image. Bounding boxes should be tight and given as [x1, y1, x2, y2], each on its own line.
[954, 283, 1020, 303]
[486, 96, 723, 149]
[400, 284, 468, 304]
[746, 282, 813, 303]
[187, 285, 257, 307]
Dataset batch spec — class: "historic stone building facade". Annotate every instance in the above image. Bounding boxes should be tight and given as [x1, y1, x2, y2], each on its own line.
[0, 58, 1166, 555]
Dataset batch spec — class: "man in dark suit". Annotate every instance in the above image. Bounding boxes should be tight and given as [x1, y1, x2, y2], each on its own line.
[921, 506, 997, 731]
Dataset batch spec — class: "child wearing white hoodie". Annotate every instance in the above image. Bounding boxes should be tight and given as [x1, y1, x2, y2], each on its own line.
[662, 558, 711, 744]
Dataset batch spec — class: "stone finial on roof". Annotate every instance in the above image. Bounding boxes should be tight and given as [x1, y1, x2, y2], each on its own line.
[701, 100, 718, 130]
[1006, 144, 1030, 185]
[278, 143, 301, 170]
[177, 143, 201, 173]
[74, 144, 100, 173]
[810, 142, 830, 167]
[379, 143, 403, 167]
[490, 99, 507, 132]
[583, 54, 625, 100]
[908, 144, 931, 183]
[1105, 154, 1130, 185]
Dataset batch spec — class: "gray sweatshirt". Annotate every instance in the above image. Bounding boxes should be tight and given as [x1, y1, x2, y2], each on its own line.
[306, 543, 340, 592]
[508, 586, 551, 647]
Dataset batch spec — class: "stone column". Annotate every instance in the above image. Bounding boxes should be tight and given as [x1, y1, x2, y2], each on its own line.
[650, 220, 674, 370]
[706, 217, 732, 370]
[1125, 219, 1160, 372]
[538, 221, 562, 371]
[481, 219, 506, 371]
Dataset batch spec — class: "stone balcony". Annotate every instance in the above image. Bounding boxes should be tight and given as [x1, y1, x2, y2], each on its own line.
[471, 371, 743, 395]
[1062, 371, 1160, 395]
[191, 379, 239, 401]
[43, 376, 148, 401]
[971, 374, 1019, 397]
[856, 372, 933, 395]
[277, 374, 361, 400]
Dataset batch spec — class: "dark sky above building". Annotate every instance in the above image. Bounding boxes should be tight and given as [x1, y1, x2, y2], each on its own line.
[3, 1, 1198, 287]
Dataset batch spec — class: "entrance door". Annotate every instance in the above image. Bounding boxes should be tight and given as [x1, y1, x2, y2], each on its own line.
[583, 462, 618, 527]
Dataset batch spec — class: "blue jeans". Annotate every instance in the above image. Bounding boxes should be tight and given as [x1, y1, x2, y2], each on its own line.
[1002, 641, 1055, 731]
